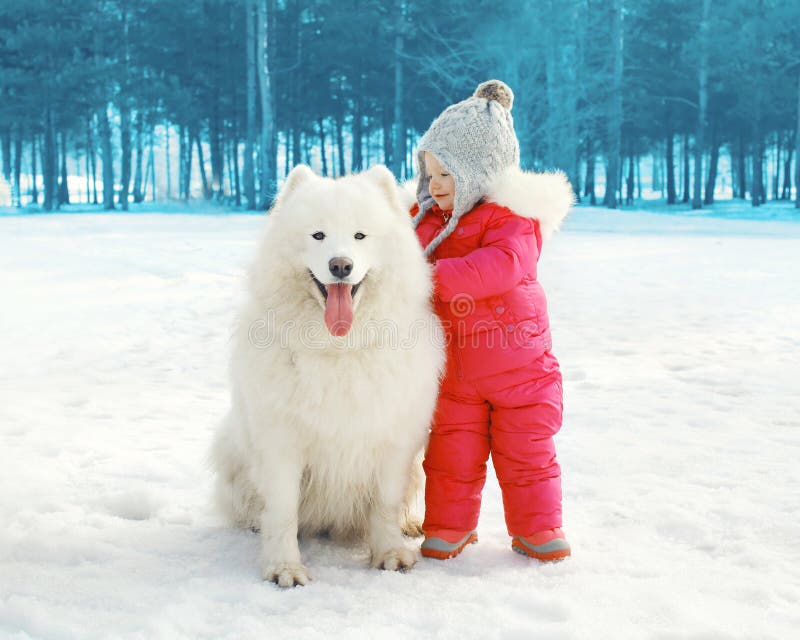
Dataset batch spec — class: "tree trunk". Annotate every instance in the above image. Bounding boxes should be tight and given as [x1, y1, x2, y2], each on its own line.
[367, 124, 374, 166]
[143, 128, 155, 201]
[652, 146, 662, 194]
[335, 114, 345, 176]
[179, 125, 184, 198]
[1, 126, 10, 184]
[186, 125, 193, 199]
[118, 0, 131, 211]
[243, 0, 256, 208]
[603, 160, 612, 206]
[704, 130, 719, 205]
[681, 134, 690, 203]
[292, 127, 302, 167]
[772, 132, 780, 201]
[58, 130, 70, 206]
[180, 124, 191, 200]
[165, 124, 172, 199]
[602, 0, 623, 209]
[751, 1, 764, 207]
[12, 127, 22, 207]
[303, 131, 312, 166]
[636, 154, 642, 200]
[692, 0, 710, 209]
[149, 129, 156, 200]
[352, 85, 363, 172]
[391, 0, 405, 178]
[210, 100, 224, 198]
[752, 139, 764, 206]
[133, 111, 144, 203]
[119, 106, 132, 209]
[625, 154, 634, 205]
[268, 0, 278, 188]
[194, 131, 212, 199]
[284, 131, 291, 177]
[232, 138, 241, 206]
[382, 113, 392, 172]
[665, 132, 676, 204]
[43, 107, 57, 211]
[584, 144, 596, 204]
[736, 135, 746, 199]
[318, 117, 328, 177]
[226, 3, 241, 206]
[256, 0, 275, 208]
[97, 106, 114, 211]
[782, 132, 793, 200]
[796, 71, 800, 208]
[85, 119, 93, 204]
[225, 137, 233, 201]
[31, 136, 39, 204]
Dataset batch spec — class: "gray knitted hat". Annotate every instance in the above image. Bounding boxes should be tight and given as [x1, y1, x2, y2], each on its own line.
[413, 79, 520, 256]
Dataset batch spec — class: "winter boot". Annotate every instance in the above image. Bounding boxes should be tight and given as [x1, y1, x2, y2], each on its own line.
[421, 529, 478, 560]
[512, 528, 571, 561]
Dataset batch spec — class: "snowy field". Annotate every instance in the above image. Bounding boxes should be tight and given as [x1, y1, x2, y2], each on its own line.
[1, 205, 799, 639]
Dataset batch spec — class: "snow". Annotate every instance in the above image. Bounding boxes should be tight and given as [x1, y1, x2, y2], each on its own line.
[1, 205, 799, 639]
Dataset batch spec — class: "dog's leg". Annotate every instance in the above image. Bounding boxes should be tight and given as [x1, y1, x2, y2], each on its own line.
[401, 451, 425, 538]
[252, 448, 311, 587]
[368, 451, 418, 571]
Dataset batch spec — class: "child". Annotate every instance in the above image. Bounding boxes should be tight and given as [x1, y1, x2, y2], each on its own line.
[410, 80, 574, 561]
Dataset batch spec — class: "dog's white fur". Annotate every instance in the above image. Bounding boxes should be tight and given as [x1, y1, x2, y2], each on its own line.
[210, 165, 444, 587]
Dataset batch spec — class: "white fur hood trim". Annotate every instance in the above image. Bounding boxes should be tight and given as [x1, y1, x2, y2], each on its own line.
[397, 167, 575, 239]
[485, 166, 575, 238]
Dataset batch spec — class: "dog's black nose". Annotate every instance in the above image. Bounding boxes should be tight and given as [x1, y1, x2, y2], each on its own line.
[329, 257, 353, 279]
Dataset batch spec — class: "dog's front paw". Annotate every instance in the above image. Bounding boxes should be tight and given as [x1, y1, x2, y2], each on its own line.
[371, 547, 417, 571]
[262, 562, 312, 587]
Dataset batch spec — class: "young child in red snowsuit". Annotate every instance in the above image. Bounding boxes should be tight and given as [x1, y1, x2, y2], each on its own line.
[411, 80, 574, 561]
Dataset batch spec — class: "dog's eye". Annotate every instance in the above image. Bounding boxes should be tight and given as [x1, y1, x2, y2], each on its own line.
[354, 232, 366, 240]
[312, 231, 325, 241]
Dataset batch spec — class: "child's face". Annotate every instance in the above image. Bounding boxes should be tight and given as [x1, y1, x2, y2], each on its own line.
[424, 152, 455, 211]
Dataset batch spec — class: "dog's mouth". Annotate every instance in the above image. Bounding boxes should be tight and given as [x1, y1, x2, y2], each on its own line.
[309, 271, 366, 337]
[310, 272, 363, 300]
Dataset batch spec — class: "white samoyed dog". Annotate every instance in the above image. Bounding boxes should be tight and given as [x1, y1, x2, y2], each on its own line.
[210, 164, 445, 587]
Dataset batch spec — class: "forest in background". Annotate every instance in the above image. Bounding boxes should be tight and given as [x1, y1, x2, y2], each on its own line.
[1, 0, 799, 211]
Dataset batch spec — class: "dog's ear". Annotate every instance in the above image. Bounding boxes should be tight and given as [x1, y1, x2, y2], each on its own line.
[283, 163, 316, 195]
[271, 164, 316, 214]
[363, 165, 404, 212]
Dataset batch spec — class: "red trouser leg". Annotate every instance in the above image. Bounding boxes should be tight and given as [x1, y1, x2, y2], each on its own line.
[481, 355, 564, 537]
[422, 380, 490, 533]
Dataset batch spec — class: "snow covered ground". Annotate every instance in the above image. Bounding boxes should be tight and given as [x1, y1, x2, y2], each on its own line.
[1, 205, 799, 639]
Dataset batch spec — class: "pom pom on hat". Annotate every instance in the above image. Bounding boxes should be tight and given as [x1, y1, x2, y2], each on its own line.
[473, 80, 514, 111]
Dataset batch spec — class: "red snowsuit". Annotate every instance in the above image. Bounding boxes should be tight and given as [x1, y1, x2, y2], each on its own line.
[412, 170, 570, 537]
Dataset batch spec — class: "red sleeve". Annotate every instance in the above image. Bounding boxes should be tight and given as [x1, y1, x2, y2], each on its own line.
[433, 210, 537, 302]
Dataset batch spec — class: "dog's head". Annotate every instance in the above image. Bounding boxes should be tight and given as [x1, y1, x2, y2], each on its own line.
[256, 165, 425, 337]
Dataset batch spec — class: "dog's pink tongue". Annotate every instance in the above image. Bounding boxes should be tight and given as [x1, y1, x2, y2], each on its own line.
[324, 283, 353, 336]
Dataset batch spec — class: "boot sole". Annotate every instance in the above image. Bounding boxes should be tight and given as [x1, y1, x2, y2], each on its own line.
[421, 532, 478, 560]
[512, 537, 571, 562]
